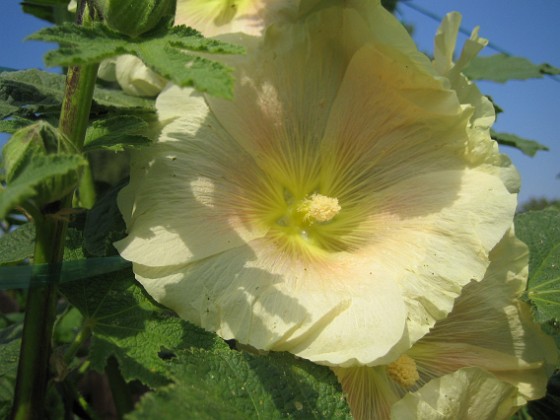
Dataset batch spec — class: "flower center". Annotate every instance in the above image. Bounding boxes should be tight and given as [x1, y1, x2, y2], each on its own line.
[296, 193, 341, 223]
[267, 191, 344, 256]
[386, 355, 419, 388]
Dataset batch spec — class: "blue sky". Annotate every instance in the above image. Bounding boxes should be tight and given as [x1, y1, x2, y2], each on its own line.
[1, 0, 558, 206]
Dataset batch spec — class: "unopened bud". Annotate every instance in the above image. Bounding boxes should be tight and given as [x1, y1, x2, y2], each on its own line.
[96, 0, 176, 37]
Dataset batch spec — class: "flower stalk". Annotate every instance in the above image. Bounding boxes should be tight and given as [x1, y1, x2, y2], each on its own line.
[10, 6, 99, 419]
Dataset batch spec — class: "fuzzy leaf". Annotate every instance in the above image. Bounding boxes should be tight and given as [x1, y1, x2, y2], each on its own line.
[83, 116, 151, 152]
[60, 268, 226, 387]
[0, 118, 34, 134]
[0, 223, 35, 265]
[0, 69, 155, 119]
[0, 69, 65, 119]
[0, 325, 22, 419]
[29, 23, 243, 98]
[491, 130, 549, 157]
[129, 349, 351, 419]
[0, 154, 87, 219]
[464, 54, 560, 82]
[515, 208, 560, 326]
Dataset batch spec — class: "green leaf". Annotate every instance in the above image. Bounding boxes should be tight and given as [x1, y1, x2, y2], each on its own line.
[515, 208, 560, 326]
[129, 350, 351, 419]
[0, 325, 22, 419]
[0, 223, 35, 265]
[83, 116, 151, 152]
[0, 154, 87, 219]
[0, 69, 65, 119]
[20, 0, 73, 24]
[29, 23, 244, 98]
[83, 181, 127, 256]
[0, 69, 155, 120]
[60, 268, 226, 387]
[464, 54, 560, 82]
[0, 118, 34, 134]
[491, 130, 549, 157]
[3, 121, 60, 182]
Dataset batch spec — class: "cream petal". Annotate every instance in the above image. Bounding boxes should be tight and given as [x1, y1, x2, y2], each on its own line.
[205, 4, 388, 167]
[332, 366, 401, 420]
[115, 55, 167, 98]
[409, 229, 556, 401]
[133, 239, 408, 366]
[355, 168, 516, 344]
[390, 368, 522, 420]
[115, 85, 268, 267]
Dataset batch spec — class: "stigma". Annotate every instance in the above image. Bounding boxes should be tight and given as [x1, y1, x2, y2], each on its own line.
[296, 193, 341, 223]
[386, 354, 420, 388]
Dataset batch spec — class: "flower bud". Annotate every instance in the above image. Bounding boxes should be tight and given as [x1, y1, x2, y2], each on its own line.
[96, 0, 176, 37]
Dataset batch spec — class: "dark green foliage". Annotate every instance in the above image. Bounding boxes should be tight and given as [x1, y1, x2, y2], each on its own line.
[129, 349, 351, 419]
[515, 208, 560, 326]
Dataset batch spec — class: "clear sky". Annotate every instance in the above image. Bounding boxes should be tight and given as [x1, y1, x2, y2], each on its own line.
[1, 0, 558, 206]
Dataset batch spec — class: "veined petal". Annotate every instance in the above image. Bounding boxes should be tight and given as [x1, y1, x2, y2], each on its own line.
[330, 231, 555, 418]
[175, 0, 298, 37]
[117, 0, 521, 368]
[133, 238, 407, 366]
[391, 368, 521, 420]
[115, 85, 268, 267]
[411, 229, 557, 401]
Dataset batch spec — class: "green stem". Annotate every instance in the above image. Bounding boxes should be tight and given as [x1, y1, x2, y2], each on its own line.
[11, 214, 67, 420]
[11, 48, 99, 420]
[63, 323, 92, 366]
[105, 357, 134, 418]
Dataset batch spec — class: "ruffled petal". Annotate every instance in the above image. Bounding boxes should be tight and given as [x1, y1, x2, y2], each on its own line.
[133, 238, 408, 366]
[390, 368, 521, 420]
[410, 229, 556, 402]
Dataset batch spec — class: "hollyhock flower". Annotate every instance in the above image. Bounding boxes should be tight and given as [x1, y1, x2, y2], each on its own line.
[332, 230, 556, 419]
[115, 0, 519, 366]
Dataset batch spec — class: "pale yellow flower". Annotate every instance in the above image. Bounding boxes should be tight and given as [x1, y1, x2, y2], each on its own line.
[175, 0, 298, 37]
[115, 0, 518, 366]
[332, 230, 556, 419]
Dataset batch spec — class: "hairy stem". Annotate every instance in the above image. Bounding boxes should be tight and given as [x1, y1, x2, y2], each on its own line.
[11, 40, 99, 420]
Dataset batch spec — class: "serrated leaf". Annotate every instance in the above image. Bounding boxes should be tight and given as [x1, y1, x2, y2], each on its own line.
[83, 116, 151, 152]
[60, 268, 226, 387]
[464, 54, 560, 82]
[0, 69, 65, 119]
[0, 69, 155, 120]
[515, 208, 560, 325]
[3, 121, 60, 182]
[0, 223, 35, 265]
[29, 23, 244, 98]
[491, 130, 549, 157]
[129, 350, 351, 419]
[0, 154, 87, 219]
